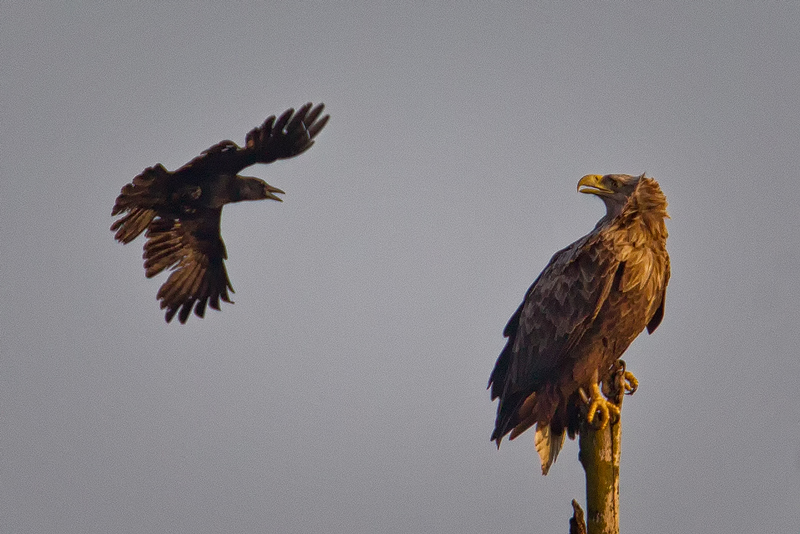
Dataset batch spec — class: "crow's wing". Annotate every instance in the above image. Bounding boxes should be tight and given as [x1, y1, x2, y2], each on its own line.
[175, 103, 329, 178]
[142, 210, 234, 323]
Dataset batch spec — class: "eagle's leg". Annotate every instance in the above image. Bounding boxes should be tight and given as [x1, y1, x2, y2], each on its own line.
[579, 375, 620, 430]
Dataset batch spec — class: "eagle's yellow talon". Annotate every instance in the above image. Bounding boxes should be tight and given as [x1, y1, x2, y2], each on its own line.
[585, 381, 621, 429]
[622, 370, 638, 395]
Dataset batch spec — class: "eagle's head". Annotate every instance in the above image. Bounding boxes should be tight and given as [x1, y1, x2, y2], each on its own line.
[578, 173, 644, 219]
[578, 173, 669, 233]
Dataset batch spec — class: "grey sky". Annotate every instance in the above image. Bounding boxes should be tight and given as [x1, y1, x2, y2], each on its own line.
[2, 2, 799, 533]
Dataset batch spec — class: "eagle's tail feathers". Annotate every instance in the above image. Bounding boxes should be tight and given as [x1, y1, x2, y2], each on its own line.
[534, 423, 565, 476]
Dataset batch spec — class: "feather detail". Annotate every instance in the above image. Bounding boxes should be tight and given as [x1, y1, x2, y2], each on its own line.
[535, 424, 565, 475]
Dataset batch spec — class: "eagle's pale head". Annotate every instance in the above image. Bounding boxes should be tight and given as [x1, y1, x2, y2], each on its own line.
[578, 173, 644, 219]
[579, 173, 669, 235]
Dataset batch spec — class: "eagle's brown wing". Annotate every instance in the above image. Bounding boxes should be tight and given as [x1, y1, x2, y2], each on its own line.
[646, 254, 670, 334]
[142, 210, 233, 323]
[489, 232, 620, 442]
[175, 103, 329, 178]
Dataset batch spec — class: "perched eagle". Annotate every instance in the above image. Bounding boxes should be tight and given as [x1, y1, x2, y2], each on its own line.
[111, 103, 329, 323]
[488, 173, 670, 475]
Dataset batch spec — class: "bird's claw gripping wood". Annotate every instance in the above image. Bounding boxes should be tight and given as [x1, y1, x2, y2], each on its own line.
[613, 359, 638, 396]
[622, 370, 638, 395]
[580, 381, 621, 430]
[602, 359, 639, 405]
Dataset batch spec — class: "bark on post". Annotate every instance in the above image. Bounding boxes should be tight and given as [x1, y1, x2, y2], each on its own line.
[571, 362, 630, 534]
[576, 415, 621, 534]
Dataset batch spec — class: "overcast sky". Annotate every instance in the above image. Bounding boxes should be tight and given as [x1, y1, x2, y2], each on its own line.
[2, 2, 799, 533]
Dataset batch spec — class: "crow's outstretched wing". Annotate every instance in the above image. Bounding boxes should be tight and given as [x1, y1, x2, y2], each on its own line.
[175, 103, 329, 178]
[143, 211, 233, 323]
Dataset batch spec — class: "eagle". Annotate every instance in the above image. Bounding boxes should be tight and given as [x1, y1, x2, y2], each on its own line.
[111, 103, 329, 323]
[488, 173, 670, 475]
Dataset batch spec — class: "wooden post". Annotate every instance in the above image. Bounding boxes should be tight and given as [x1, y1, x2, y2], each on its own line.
[576, 415, 621, 534]
[571, 362, 629, 534]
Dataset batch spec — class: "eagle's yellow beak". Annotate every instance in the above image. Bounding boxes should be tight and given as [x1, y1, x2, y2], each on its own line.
[577, 174, 612, 196]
